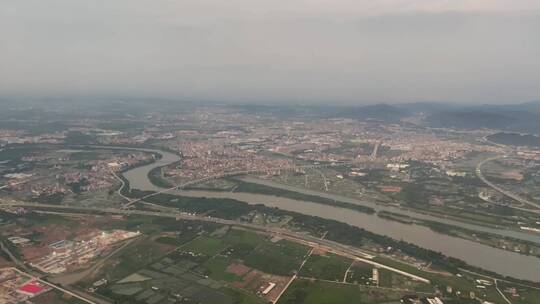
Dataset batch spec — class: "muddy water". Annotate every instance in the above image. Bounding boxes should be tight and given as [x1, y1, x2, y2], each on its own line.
[121, 148, 540, 281]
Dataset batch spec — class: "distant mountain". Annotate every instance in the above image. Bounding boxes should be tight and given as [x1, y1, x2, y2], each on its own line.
[468, 100, 540, 114]
[230, 103, 411, 122]
[422, 101, 540, 134]
[229, 101, 540, 132]
[424, 111, 517, 130]
[395, 102, 460, 113]
[487, 132, 540, 147]
[334, 104, 411, 121]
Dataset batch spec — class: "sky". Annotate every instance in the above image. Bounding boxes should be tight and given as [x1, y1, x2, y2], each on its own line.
[1, 0, 540, 104]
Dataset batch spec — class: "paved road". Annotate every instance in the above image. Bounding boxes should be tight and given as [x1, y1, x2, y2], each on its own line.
[476, 156, 540, 211]
[370, 141, 381, 159]
[273, 247, 314, 304]
[6, 267, 104, 304]
[494, 279, 512, 304]
[0, 241, 31, 273]
[458, 268, 515, 304]
[121, 161, 357, 208]
[1, 228, 111, 304]
[0, 200, 431, 283]
[50, 237, 140, 285]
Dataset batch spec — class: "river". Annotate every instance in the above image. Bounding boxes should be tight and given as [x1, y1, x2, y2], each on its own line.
[121, 148, 540, 281]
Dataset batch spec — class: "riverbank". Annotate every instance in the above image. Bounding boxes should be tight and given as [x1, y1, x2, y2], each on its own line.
[122, 179, 540, 284]
[377, 211, 540, 258]
[219, 179, 540, 258]
[101, 145, 540, 281]
[230, 179, 375, 214]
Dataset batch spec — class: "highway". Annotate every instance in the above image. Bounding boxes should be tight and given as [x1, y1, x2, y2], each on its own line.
[5, 267, 104, 304]
[370, 140, 381, 159]
[476, 156, 540, 211]
[121, 161, 357, 208]
[0, 200, 430, 283]
[0, 240, 31, 273]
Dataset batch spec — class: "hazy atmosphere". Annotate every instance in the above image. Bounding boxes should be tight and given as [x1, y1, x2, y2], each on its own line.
[2, 0, 540, 104]
[3, 2, 540, 303]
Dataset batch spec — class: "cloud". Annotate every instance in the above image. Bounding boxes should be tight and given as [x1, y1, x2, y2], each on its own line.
[1, 0, 539, 103]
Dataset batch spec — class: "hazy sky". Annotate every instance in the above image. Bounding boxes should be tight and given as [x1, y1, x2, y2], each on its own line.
[1, 0, 540, 104]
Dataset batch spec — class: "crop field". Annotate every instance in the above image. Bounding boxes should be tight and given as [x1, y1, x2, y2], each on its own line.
[90, 227, 310, 304]
[99, 249, 264, 304]
[182, 228, 310, 277]
[105, 238, 175, 281]
[372, 257, 518, 303]
[345, 261, 374, 285]
[203, 256, 242, 282]
[182, 236, 226, 256]
[299, 253, 352, 282]
[277, 279, 404, 304]
[29, 289, 88, 304]
[243, 239, 310, 276]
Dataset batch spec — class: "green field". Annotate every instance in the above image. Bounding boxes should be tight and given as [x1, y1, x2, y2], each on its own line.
[222, 287, 267, 304]
[497, 281, 540, 304]
[105, 239, 172, 281]
[299, 253, 352, 282]
[373, 257, 512, 303]
[182, 236, 227, 256]
[68, 151, 101, 160]
[154, 236, 187, 246]
[346, 262, 373, 285]
[179, 229, 310, 277]
[277, 279, 404, 304]
[98, 246, 265, 304]
[220, 229, 267, 248]
[244, 239, 310, 276]
[31, 290, 89, 304]
[203, 256, 242, 282]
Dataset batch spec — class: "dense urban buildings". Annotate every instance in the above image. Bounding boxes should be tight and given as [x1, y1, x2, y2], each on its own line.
[0, 101, 539, 304]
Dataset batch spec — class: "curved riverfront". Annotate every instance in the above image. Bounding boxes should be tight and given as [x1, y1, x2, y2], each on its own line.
[121, 147, 540, 281]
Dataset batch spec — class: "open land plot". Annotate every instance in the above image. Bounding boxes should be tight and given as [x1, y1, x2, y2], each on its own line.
[346, 261, 374, 285]
[243, 239, 310, 276]
[84, 227, 278, 304]
[102, 238, 175, 282]
[203, 256, 243, 282]
[277, 279, 405, 304]
[346, 259, 430, 291]
[497, 281, 540, 304]
[181, 236, 227, 256]
[372, 257, 517, 303]
[220, 228, 268, 248]
[98, 249, 266, 304]
[30, 290, 89, 304]
[178, 228, 310, 277]
[171, 228, 309, 302]
[299, 253, 352, 282]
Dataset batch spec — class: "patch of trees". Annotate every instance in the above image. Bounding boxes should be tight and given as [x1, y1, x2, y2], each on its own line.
[234, 181, 375, 214]
[147, 167, 173, 188]
[64, 131, 96, 145]
[31, 192, 65, 204]
[68, 178, 89, 194]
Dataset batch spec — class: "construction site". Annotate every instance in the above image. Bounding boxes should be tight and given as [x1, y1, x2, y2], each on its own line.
[29, 230, 140, 274]
[0, 267, 51, 303]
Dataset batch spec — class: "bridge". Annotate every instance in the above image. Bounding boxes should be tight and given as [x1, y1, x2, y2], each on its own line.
[476, 156, 540, 211]
[120, 161, 360, 209]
